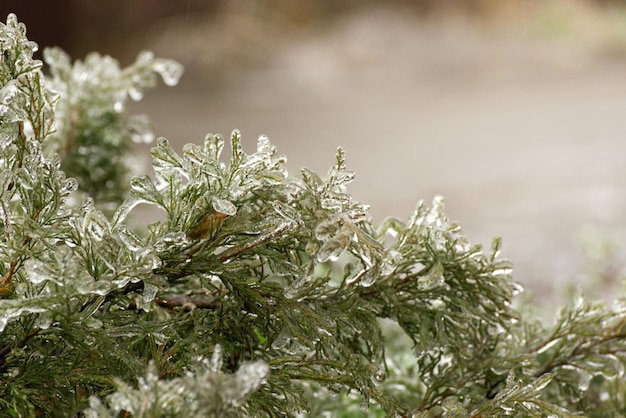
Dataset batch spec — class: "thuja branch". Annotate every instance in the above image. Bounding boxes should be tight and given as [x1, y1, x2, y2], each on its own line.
[3, 12, 626, 418]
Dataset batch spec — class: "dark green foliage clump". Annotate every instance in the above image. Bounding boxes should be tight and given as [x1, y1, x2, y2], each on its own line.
[1, 13, 626, 417]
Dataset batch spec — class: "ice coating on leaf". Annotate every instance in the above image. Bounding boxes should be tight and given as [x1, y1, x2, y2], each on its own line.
[490, 236, 503, 261]
[0, 104, 11, 121]
[112, 196, 149, 227]
[534, 337, 561, 355]
[358, 265, 379, 287]
[596, 354, 625, 380]
[139, 253, 161, 272]
[152, 137, 184, 174]
[0, 200, 12, 239]
[559, 364, 593, 391]
[242, 150, 271, 169]
[427, 298, 447, 310]
[441, 397, 468, 416]
[332, 170, 355, 187]
[373, 368, 387, 384]
[230, 129, 245, 166]
[43, 45, 71, 76]
[106, 386, 133, 412]
[205, 133, 225, 160]
[360, 396, 370, 413]
[132, 129, 153, 144]
[210, 344, 223, 372]
[60, 177, 78, 194]
[381, 249, 402, 276]
[418, 261, 445, 291]
[212, 197, 237, 216]
[0, 81, 18, 105]
[24, 259, 57, 285]
[76, 278, 113, 297]
[154, 231, 189, 252]
[334, 147, 348, 171]
[128, 87, 143, 101]
[510, 281, 524, 297]
[112, 100, 123, 113]
[487, 322, 506, 336]
[284, 274, 313, 299]
[235, 361, 269, 400]
[135, 50, 154, 66]
[426, 195, 445, 225]
[304, 240, 319, 256]
[142, 283, 159, 308]
[301, 167, 323, 192]
[181, 142, 207, 167]
[130, 174, 161, 204]
[320, 193, 351, 211]
[157, 136, 171, 149]
[128, 51, 182, 98]
[0, 305, 47, 332]
[81, 198, 110, 240]
[491, 259, 514, 277]
[130, 175, 157, 194]
[525, 373, 554, 397]
[315, 218, 340, 240]
[153, 58, 183, 86]
[271, 331, 290, 350]
[317, 231, 351, 262]
[126, 114, 154, 144]
[116, 224, 145, 252]
[495, 371, 522, 403]
[271, 201, 301, 226]
[256, 134, 272, 153]
[84, 317, 103, 329]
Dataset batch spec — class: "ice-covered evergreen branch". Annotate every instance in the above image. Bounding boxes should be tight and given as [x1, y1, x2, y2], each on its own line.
[2, 12, 626, 417]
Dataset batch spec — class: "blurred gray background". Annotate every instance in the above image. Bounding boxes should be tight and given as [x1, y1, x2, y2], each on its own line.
[5, 0, 626, 305]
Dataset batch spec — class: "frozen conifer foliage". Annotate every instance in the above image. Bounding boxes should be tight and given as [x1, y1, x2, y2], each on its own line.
[1, 13, 626, 417]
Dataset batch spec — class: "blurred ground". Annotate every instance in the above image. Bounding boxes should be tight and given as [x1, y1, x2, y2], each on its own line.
[6, 1, 626, 304]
